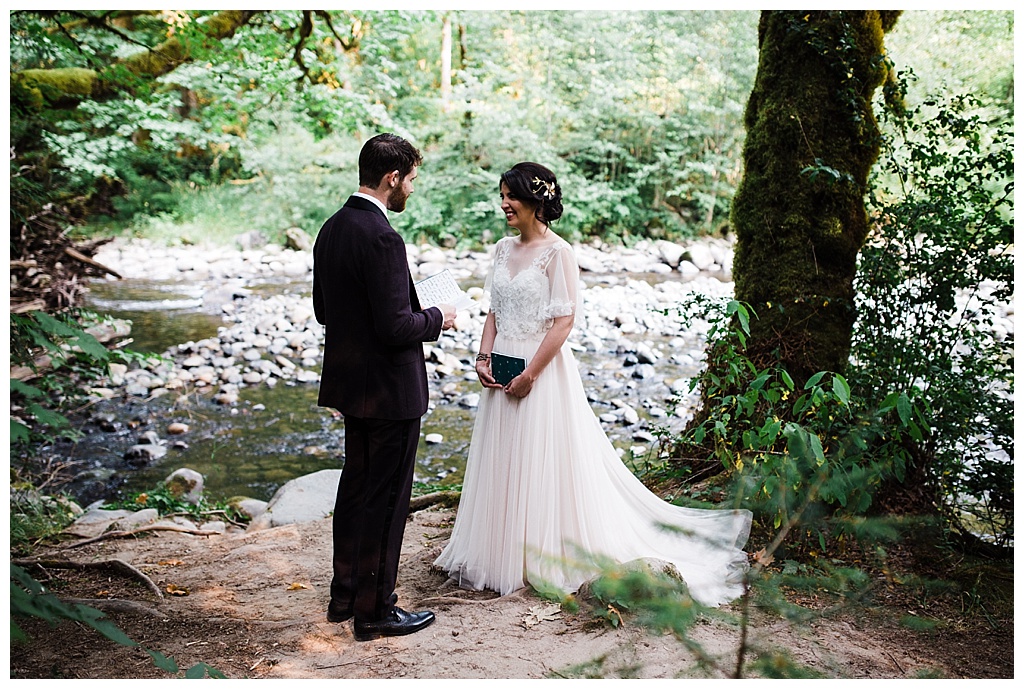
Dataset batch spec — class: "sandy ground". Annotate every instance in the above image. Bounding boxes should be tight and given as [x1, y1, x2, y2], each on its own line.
[14, 500, 1008, 681]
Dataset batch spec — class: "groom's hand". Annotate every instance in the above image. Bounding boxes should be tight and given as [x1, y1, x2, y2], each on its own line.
[438, 303, 457, 330]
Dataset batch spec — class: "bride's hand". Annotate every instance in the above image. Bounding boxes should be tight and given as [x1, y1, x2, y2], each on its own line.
[476, 360, 503, 389]
[504, 372, 535, 398]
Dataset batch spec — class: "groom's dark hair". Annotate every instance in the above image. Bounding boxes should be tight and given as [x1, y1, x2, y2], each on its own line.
[358, 133, 423, 189]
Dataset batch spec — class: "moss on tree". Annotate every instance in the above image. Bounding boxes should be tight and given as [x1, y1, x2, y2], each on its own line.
[729, 10, 901, 385]
[10, 10, 258, 111]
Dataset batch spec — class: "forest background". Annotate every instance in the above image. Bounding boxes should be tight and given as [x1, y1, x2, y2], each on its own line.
[6, 7, 1016, 679]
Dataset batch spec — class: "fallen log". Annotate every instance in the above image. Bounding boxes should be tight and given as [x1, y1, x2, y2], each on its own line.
[64, 245, 122, 279]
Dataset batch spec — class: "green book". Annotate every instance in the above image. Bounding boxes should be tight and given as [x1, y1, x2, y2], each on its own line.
[490, 352, 526, 386]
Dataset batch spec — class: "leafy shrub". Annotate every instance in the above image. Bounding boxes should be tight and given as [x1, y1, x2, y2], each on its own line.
[670, 299, 920, 548]
[854, 90, 1013, 546]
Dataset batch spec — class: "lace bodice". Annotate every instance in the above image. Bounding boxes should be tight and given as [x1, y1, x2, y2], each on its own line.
[488, 236, 579, 341]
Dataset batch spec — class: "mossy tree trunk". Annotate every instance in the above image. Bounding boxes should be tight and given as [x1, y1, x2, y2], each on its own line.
[729, 10, 901, 387]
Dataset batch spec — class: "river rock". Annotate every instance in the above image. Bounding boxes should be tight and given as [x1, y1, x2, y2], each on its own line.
[138, 430, 162, 445]
[284, 227, 312, 251]
[248, 469, 341, 530]
[215, 392, 239, 405]
[236, 230, 269, 250]
[654, 239, 686, 267]
[229, 497, 269, 521]
[677, 260, 700, 277]
[108, 362, 128, 386]
[685, 244, 716, 271]
[125, 443, 167, 465]
[424, 433, 443, 444]
[167, 422, 189, 434]
[164, 468, 204, 504]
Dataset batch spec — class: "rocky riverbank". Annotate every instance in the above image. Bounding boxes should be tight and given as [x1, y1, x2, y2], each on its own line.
[77, 231, 1014, 487]
[87, 233, 735, 401]
[81, 235, 737, 464]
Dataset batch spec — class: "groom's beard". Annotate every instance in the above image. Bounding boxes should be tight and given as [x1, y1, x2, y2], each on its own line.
[387, 187, 410, 213]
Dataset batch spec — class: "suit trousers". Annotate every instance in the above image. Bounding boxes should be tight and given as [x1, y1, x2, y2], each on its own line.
[330, 414, 420, 622]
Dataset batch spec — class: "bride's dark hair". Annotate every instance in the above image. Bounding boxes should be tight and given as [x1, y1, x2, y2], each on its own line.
[499, 162, 563, 224]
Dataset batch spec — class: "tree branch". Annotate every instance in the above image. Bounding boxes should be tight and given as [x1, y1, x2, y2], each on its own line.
[12, 10, 261, 109]
[292, 11, 314, 86]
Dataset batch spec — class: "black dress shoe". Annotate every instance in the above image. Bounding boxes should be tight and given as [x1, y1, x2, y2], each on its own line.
[326, 602, 353, 623]
[353, 607, 435, 641]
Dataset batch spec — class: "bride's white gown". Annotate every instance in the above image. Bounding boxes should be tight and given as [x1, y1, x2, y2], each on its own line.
[434, 235, 752, 607]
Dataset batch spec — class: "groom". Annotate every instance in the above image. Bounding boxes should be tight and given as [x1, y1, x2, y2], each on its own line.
[312, 133, 456, 641]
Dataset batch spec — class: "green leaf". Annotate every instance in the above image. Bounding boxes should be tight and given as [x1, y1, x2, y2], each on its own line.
[147, 649, 179, 674]
[26, 403, 69, 429]
[73, 332, 110, 361]
[185, 663, 226, 679]
[32, 311, 78, 338]
[736, 306, 750, 335]
[780, 370, 795, 390]
[804, 371, 827, 389]
[10, 420, 31, 444]
[763, 418, 783, 444]
[896, 392, 912, 426]
[808, 433, 826, 465]
[831, 374, 850, 405]
[10, 379, 45, 400]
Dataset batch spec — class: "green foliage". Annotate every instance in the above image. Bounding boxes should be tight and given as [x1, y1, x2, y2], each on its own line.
[8, 491, 80, 557]
[12, 10, 1011, 249]
[9, 309, 154, 446]
[884, 11, 1013, 120]
[10, 564, 226, 678]
[854, 89, 1013, 546]
[11, 10, 760, 245]
[675, 299, 919, 543]
[102, 484, 250, 526]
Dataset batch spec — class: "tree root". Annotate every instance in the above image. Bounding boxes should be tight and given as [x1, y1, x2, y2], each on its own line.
[409, 491, 461, 512]
[61, 523, 219, 550]
[416, 595, 504, 606]
[63, 597, 166, 618]
[12, 557, 164, 598]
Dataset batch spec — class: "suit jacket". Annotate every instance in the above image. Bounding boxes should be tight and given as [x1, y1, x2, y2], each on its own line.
[312, 195, 443, 419]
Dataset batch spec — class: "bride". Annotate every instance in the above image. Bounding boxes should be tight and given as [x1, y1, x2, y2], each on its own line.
[434, 162, 752, 607]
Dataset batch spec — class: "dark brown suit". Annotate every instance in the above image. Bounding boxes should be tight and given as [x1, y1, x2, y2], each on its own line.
[312, 195, 442, 621]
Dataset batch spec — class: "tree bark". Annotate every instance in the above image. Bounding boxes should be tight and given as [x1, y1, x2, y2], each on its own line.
[441, 13, 453, 111]
[728, 10, 901, 386]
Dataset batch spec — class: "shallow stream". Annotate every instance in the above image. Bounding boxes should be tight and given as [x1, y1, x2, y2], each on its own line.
[69, 274, 699, 506]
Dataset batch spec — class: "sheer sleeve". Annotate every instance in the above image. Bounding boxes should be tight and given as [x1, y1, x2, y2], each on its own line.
[542, 242, 580, 320]
[483, 236, 508, 300]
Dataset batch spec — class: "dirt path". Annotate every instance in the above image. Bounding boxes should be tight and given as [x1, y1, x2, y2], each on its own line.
[10, 504, 1010, 679]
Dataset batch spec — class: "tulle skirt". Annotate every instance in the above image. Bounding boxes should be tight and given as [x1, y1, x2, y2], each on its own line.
[433, 333, 752, 607]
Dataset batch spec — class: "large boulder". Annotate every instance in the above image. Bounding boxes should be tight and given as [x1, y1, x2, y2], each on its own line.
[247, 469, 341, 530]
